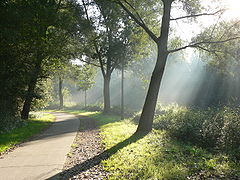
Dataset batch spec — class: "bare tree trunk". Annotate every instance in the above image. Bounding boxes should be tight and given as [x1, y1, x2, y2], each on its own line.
[21, 79, 38, 119]
[84, 90, 87, 108]
[103, 75, 111, 113]
[136, 49, 168, 132]
[59, 76, 63, 109]
[136, 0, 172, 133]
[121, 60, 124, 120]
[21, 58, 42, 120]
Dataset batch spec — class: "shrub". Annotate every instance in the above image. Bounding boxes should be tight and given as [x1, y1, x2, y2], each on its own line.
[83, 104, 103, 111]
[0, 113, 25, 133]
[153, 105, 240, 155]
[220, 108, 240, 151]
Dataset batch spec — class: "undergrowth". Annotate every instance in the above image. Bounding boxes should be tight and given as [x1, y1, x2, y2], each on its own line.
[0, 112, 55, 153]
[154, 105, 240, 158]
[71, 110, 240, 179]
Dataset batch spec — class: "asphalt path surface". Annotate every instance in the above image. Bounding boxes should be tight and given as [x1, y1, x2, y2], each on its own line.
[0, 112, 80, 180]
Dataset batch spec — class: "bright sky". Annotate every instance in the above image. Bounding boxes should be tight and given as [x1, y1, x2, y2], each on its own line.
[222, 0, 240, 19]
[172, 0, 240, 63]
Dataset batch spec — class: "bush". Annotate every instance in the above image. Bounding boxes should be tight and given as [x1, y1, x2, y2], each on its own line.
[110, 105, 137, 117]
[83, 104, 103, 111]
[0, 113, 25, 133]
[154, 105, 240, 155]
[220, 108, 240, 151]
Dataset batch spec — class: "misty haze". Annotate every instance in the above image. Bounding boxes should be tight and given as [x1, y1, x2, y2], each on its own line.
[1, 0, 240, 179]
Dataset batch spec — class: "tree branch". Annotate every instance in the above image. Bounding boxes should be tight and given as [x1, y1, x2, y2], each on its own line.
[122, 0, 145, 25]
[170, 10, 224, 21]
[110, 60, 119, 74]
[116, 0, 158, 43]
[82, 0, 90, 21]
[94, 43, 106, 77]
[79, 58, 101, 68]
[169, 37, 240, 53]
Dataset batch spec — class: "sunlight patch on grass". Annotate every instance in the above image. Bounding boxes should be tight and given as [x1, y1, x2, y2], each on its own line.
[0, 113, 55, 153]
[64, 110, 240, 179]
[90, 113, 240, 179]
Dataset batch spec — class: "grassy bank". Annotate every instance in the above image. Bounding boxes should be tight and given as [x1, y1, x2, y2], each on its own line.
[69, 110, 240, 179]
[0, 112, 55, 153]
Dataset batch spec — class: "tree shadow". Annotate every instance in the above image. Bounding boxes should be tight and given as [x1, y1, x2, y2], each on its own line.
[47, 132, 148, 180]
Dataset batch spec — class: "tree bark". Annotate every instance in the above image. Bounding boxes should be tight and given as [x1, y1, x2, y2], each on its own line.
[21, 58, 42, 120]
[59, 76, 63, 109]
[121, 60, 124, 120]
[21, 80, 37, 120]
[135, 0, 172, 133]
[136, 47, 168, 132]
[84, 90, 87, 108]
[103, 75, 111, 113]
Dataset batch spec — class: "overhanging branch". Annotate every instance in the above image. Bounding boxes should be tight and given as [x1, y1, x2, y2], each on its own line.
[122, 0, 145, 25]
[169, 37, 240, 53]
[116, 0, 158, 43]
[94, 43, 106, 77]
[170, 10, 224, 21]
[79, 58, 101, 68]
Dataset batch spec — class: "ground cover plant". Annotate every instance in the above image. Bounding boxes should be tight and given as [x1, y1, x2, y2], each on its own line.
[0, 112, 55, 153]
[154, 105, 240, 157]
[67, 109, 240, 179]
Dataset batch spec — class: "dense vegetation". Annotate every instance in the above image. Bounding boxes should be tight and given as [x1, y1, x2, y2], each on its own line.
[0, 113, 54, 153]
[66, 110, 240, 179]
[154, 105, 240, 156]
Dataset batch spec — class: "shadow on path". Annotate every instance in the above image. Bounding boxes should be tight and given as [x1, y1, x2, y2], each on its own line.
[47, 132, 148, 180]
[28, 112, 79, 142]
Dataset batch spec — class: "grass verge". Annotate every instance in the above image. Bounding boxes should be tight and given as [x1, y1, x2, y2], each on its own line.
[67, 110, 240, 179]
[0, 112, 55, 153]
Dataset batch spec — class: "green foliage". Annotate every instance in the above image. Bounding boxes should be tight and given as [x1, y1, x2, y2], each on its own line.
[177, 0, 202, 15]
[74, 111, 240, 179]
[0, 114, 24, 134]
[31, 79, 54, 110]
[81, 0, 140, 73]
[74, 64, 97, 91]
[0, 0, 84, 120]
[154, 105, 240, 156]
[193, 20, 240, 74]
[0, 113, 54, 153]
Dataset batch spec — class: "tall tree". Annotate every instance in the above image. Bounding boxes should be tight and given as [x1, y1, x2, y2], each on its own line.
[80, 0, 135, 113]
[112, 0, 240, 133]
[20, 0, 83, 119]
[0, 0, 84, 121]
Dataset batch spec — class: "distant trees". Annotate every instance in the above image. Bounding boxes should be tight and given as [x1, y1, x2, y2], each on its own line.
[52, 63, 96, 109]
[75, 64, 96, 107]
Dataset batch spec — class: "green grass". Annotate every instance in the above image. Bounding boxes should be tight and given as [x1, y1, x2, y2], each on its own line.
[69, 110, 240, 179]
[0, 112, 55, 153]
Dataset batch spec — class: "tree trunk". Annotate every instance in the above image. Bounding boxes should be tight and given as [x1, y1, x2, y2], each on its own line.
[103, 75, 111, 113]
[135, 0, 172, 133]
[121, 60, 124, 120]
[59, 76, 63, 109]
[136, 49, 168, 132]
[84, 90, 87, 108]
[21, 80, 37, 119]
[21, 59, 42, 120]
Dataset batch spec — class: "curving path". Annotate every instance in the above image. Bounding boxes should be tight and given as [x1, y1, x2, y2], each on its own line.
[0, 112, 80, 180]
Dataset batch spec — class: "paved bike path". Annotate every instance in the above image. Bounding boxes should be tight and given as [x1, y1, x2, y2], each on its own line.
[0, 112, 80, 180]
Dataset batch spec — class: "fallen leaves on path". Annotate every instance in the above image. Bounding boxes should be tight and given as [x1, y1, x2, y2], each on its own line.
[60, 116, 108, 180]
